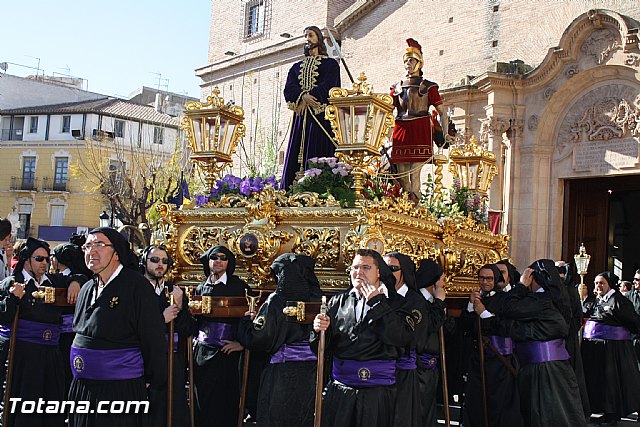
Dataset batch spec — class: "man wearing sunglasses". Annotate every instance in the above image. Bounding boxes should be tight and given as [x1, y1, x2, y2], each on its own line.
[140, 245, 192, 427]
[0, 236, 68, 426]
[194, 245, 252, 427]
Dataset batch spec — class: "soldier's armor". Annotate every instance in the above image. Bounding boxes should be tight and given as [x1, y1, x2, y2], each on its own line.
[392, 77, 438, 120]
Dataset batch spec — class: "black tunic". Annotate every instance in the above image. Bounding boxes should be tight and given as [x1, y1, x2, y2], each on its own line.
[68, 267, 167, 427]
[412, 290, 446, 427]
[148, 282, 194, 427]
[317, 290, 414, 427]
[460, 291, 523, 427]
[625, 289, 640, 360]
[193, 275, 251, 427]
[484, 285, 586, 427]
[238, 292, 317, 427]
[0, 272, 66, 427]
[582, 290, 640, 419]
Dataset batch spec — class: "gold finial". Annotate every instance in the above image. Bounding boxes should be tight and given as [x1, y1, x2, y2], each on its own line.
[211, 86, 220, 97]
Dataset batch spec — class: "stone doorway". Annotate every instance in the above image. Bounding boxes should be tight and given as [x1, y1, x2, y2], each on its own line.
[562, 174, 640, 288]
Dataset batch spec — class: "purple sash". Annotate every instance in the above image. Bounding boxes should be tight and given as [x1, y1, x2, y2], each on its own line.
[332, 357, 396, 387]
[418, 353, 439, 371]
[61, 314, 74, 334]
[166, 332, 179, 353]
[0, 319, 60, 346]
[515, 339, 569, 366]
[486, 335, 514, 356]
[197, 320, 236, 347]
[583, 320, 633, 341]
[396, 349, 417, 370]
[270, 341, 317, 364]
[70, 346, 144, 380]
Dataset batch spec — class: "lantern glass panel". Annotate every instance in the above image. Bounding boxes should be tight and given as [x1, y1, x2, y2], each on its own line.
[468, 163, 479, 190]
[192, 117, 202, 151]
[370, 106, 384, 146]
[338, 106, 353, 145]
[219, 117, 232, 155]
[352, 105, 368, 145]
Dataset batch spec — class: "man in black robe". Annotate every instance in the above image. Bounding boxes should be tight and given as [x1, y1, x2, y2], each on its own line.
[626, 270, 640, 361]
[313, 248, 414, 427]
[193, 245, 251, 427]
[238, 253, 321, 427]
[383, 252, 424, 427]
[69, 227, 167, 427]
[140, 244, 193, 427]
[51, 237, 91, 401]
[413, 259, 446, 427]
[0, 237, 67, 427]
[463, 264, 523, 427]
[582, 271, 640, 426]
[476, 259, 586, 427]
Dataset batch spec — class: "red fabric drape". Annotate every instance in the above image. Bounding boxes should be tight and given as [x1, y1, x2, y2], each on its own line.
[488, 210, 501, 235]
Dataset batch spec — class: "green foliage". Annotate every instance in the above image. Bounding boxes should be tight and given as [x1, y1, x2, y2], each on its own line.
[289, 157, 356, 208]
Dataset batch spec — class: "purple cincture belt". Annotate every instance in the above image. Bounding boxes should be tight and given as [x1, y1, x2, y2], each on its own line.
[515, 338, 569, 366]
[166, 332, 179, 353]
[396, 349, 417, 370]
[486, 335, 514, 356]
[0, 319, 60, 346]
[332, 357, 396, 387]
[583, 320, 633, 341]
[70, 346, 144, 380]
[61, 314, 74, 334]
[270, 341, 317, 364]
[197, 320, 235, 347]
[418, 353, 439, 371]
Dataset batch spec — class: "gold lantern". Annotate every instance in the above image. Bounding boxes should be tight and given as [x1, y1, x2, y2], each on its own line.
[181, 87, 246, 192]
[448, 135, 497, 197]
[574, 243, 591, 301]
[325, 72, 395, 198]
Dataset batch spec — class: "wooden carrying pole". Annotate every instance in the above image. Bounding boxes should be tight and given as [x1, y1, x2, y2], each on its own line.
[238, 290, 262, 427]
[438, 326, 451, 427]
[477, 316, 489, 427]
[313, 296, 328, 427]
[2, 306, 20, 427]
[167, 293, 175, 427]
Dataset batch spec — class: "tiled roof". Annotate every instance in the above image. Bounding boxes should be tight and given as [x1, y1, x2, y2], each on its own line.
[0, 98, 180, 127]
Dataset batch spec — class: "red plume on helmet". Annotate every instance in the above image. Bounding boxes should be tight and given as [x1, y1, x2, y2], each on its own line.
[406, 38, 422, 54]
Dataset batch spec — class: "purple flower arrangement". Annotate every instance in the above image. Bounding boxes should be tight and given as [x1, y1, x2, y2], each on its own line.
[449, 178, 488, 224]
[290, 157, 355, 207]
[194, 174, 278, 207]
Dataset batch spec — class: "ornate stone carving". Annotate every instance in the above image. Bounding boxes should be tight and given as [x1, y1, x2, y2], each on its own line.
[479, 116, 509, 145]
[625, 53, 640, 67]
[580, 29, 620, 65]
[544, 87, 556, 100]
[528, 115, 539, 131]
[565, 64, 579, 79]
[555, 84, 640, 159]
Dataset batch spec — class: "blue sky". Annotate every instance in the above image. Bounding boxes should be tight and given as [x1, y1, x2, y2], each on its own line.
[1, 0, 211, 98]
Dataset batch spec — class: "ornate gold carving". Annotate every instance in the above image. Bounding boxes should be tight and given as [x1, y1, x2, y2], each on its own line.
[291, 227, 340, 267]
[181, 226, 225, 265]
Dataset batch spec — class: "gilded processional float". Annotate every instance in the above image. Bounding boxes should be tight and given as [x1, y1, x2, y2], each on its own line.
[156, 73, 509, 300]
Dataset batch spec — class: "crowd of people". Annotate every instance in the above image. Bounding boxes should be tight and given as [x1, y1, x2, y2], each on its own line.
[2, 213, 639, 427]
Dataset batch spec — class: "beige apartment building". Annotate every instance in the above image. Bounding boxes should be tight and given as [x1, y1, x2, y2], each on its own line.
[196, 0, 640, 281]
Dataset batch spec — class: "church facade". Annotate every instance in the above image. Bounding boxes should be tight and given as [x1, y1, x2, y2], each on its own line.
[197, 0, 640, 280]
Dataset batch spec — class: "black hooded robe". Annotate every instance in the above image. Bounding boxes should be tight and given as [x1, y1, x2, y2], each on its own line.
[582, 289, 640, 420]
[238, 254, 321, 427]
[68, 228, 167, 427]
[0, 237, 66, 427]
[148, 282, 194, 427]
[484, 283, 587, 427]
[316, 252, 414, 427]
[193, 246, 251, 427]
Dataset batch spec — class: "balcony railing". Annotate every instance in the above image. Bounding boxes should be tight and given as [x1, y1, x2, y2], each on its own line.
[10, 176, 38, 191]
[42, 177, 68, 192]
[1, 129, 24, 141]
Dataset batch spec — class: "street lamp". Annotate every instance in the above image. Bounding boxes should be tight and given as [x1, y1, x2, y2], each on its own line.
[99, 211, 110, 228]
[324, 72, 395, 198]
[448, 134, 498, 197]
[181, 87, 246, 193]
[574, 243, 591, 301]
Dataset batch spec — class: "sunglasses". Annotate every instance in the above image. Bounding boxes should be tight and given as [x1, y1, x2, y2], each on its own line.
[32, 255, 50, 263]
[149, 256, 169, 265]
[209, 254, 228, 261]
[387, 265, 402, 272]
